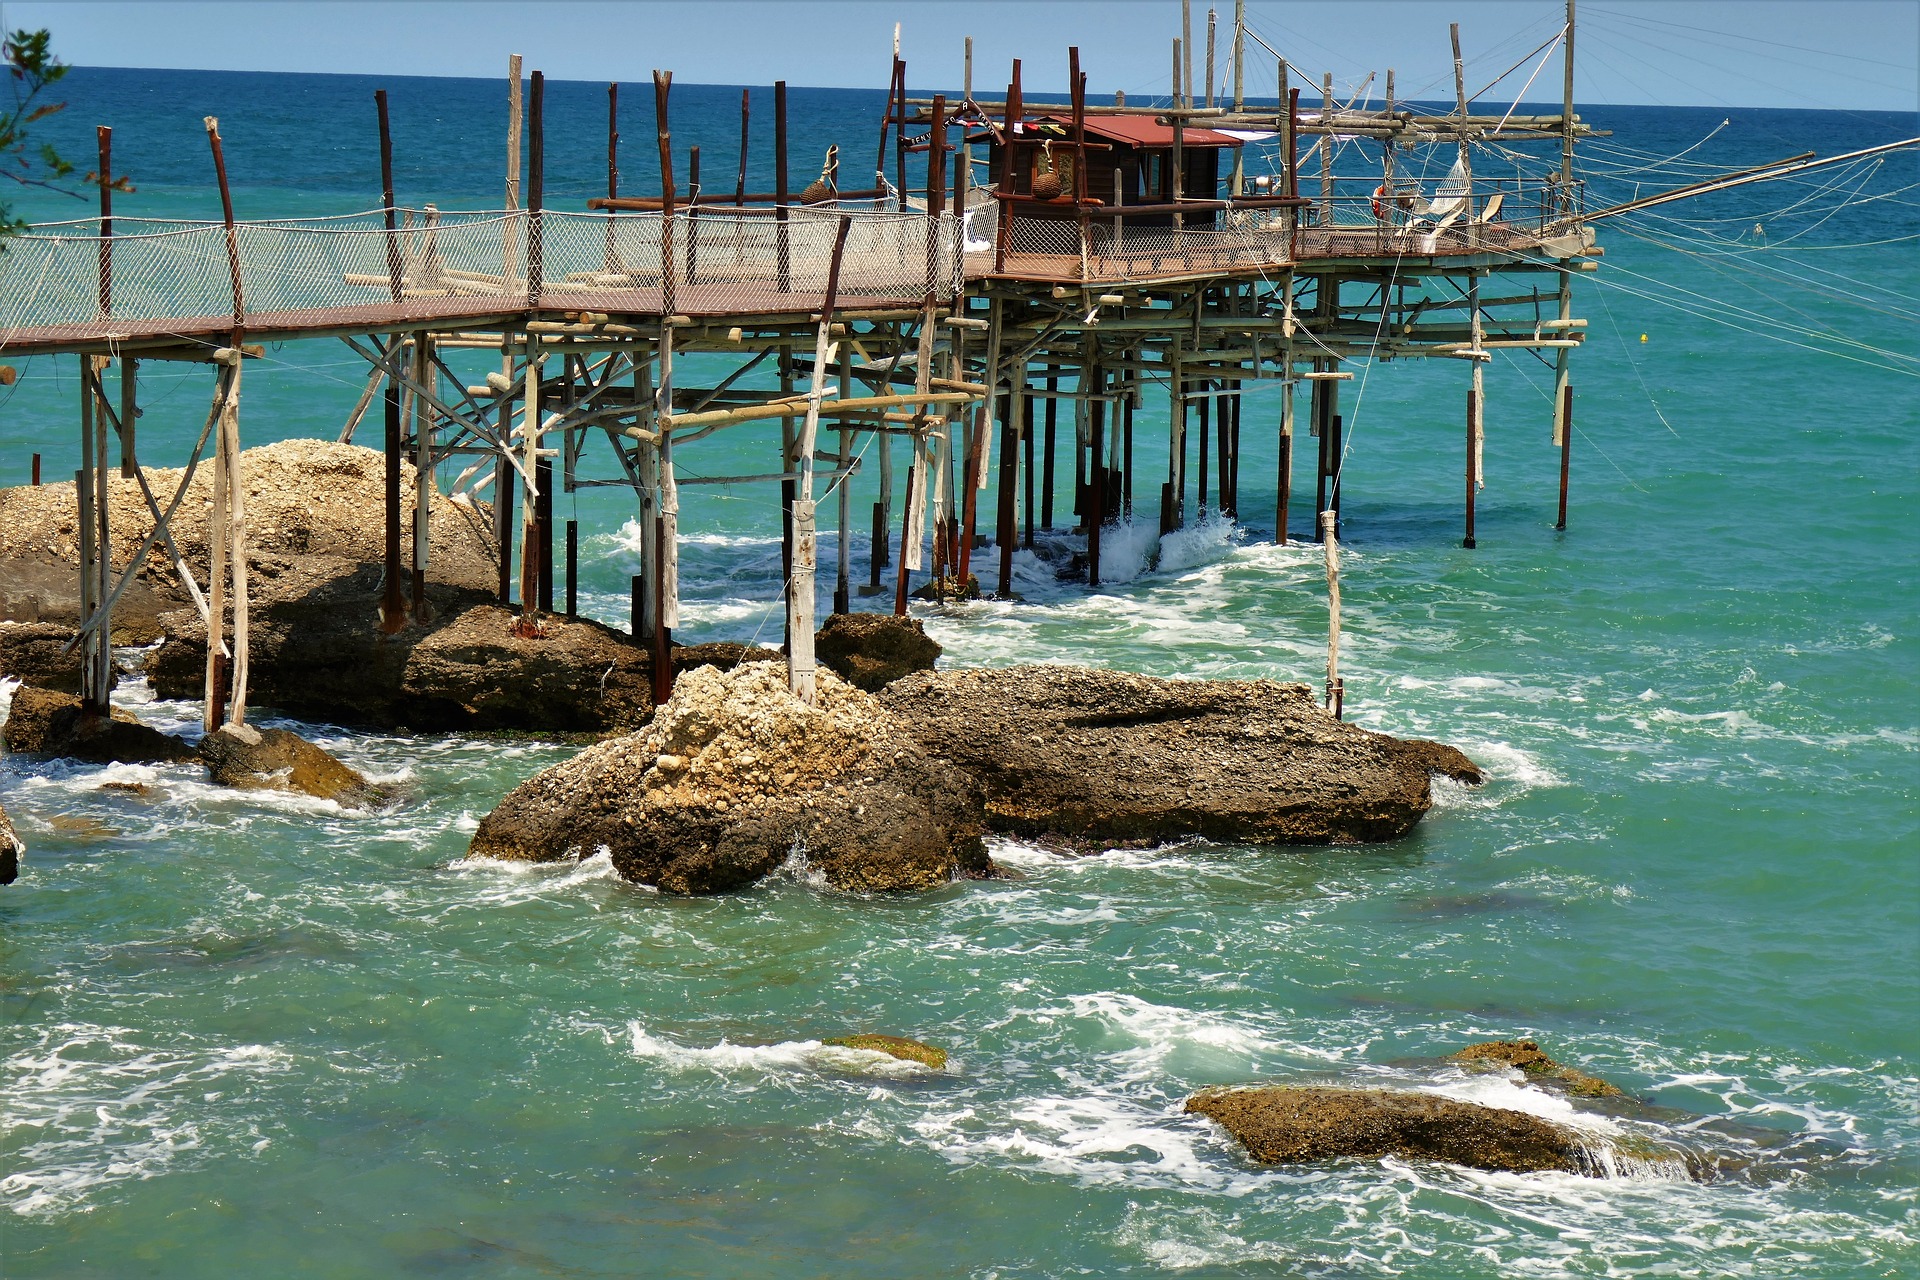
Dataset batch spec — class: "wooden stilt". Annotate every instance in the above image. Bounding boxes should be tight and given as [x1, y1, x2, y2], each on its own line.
[1464, 386, 1478, 549]
[118, 358, 137, 479]
[1023, 390, 1036, 548]
[381, 374, 407, 631]
[1197, 385, 1210, 515]
[411, 333, 432, 622]
[495, 430, 514, 604]
[787, 214, 852, 702]
[1088, 360, 1106, 585]
[1122, 394, 1134, 522]
[1277, 372, 1294, 543]
[1322, 508, 1342, 718]
[834, 362, 852, 614]
[565, 519, 579, 617]
[1041, 368, 1058, 529]
[536, 455, 554, 612]
[997, 362, 1025, 597]
[893, 463, 917, 615]
[1311, 368, 1329, 538]
[1555, 382, 1572, 530]
[518, 332, 541, 618]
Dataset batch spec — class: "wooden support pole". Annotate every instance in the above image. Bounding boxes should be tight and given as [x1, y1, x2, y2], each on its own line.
[774, 80, 790, 292]
[118, 357, 137, 479]
[565, 519, 579, 617]
[1276, 369, 1294, 543]
[1023, 389, 1036, 548]
[505, 54, 523, 281]
[1087, 360, 1106, 585]
[1555, 382, 1572, 530]
[1197, 383, 1210, 515]
[518, 333, 541, 618]
[96, 126, 112, 317]
[375, 91, 402, 303]
[736, 88, 750, 206]
[1041, 368, 1058, 529]
[1122, 392, 1135, 522]
[789, 216, 854, 702]
[225, 358, 249, 727]
[894, 463, 917, 615]
[835, 375, 852, 614]
[1322, 508, 1342, 718]
[495, 405, 514, 604]
[536, 454, 554, 612]
[411, 334, 432, 622]
[1464, 385, 1479, 549]
[997, 365, 1023, 597]
[528, 70, 546, 303]
[380, 370, 407, 632]
[1231, 0, 1246, 194]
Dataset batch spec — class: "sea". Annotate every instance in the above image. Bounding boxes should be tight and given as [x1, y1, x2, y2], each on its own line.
[0, 66, 1915, 1278]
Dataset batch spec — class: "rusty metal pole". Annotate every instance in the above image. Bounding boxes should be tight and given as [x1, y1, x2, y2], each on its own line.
[1556, 383, 1573, 530]
[1464, 386, 1478, 549]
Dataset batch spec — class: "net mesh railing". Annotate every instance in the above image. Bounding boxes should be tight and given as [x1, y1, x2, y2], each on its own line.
[994, 211, 1290, 282]
[0, 206, 961, 345]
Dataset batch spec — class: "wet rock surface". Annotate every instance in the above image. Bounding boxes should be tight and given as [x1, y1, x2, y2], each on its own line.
[883, 666, 1482, 846]
[814, 612, 941, 692]
[469, 661, 992, 894]
[0, 622, 102, 695]
[1186, 1085, 1596, 1175]
[1451, 1039, 1625, 1099]
[1, 685, 195, 765]
[197, 723, 375, 804]
[0, 800, 21, 885]
[823, 1035, 948, 1068]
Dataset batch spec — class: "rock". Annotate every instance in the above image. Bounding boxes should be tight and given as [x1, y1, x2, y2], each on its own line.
[823, 1034, 947, 1069]
[1451, 1039, 1624, 1099]
[1, 685, 195, 765]
[0, 800, 21, 884]
[882, 666, 1483, 846]
[0, 439, 500, 641]
[1186, 1086, 1597, 1175]
[468, 661, 992, 894]
[1396, 738, 1486, 786]
[151, 585, 655, 733]
[814, 612, 941, 692]
[197, 723, 375, 804]
[0, 622, 104, 695]
[911, 573, 980, 602]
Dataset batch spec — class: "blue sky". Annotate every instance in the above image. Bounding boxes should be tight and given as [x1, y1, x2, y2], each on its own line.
[5, 1, 1916, 111]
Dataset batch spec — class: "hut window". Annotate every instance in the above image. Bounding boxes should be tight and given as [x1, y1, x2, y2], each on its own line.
[1142, 154, 1164, 199]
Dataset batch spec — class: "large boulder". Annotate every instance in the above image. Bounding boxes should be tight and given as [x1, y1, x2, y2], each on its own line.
[0, 800, 21, 885]
[0, 622, 103, 695]
[1, 685, 195, 765]
[468, 661, 992, 894]
[1186, 1086, 1597, 1175]
[814, 612, 941, 691]
[0, 439, 499, 642]
[882, 666, 1482, 846]
[150, 587, 657, 734]
[197, 723, 375, 804]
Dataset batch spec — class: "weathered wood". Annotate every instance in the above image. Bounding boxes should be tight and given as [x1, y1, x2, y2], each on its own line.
[1322, 508, 1342, 718]
[787, 215, 853, 701]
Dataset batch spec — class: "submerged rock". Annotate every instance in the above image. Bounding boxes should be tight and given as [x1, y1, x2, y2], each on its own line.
[814, 612, 941, 692]
[0, 622, 102, 695]
[0, 799, 21, 885]
[1, 685, 195, 765]
[1186, 1085, 1596, 1175]
[883, 666, 1483, 846]
[197, 723, 375, 804]
[823, 1034, 947, 1069]
[1451, 1039, 1624, 1099]
[468, 661, 991, 894]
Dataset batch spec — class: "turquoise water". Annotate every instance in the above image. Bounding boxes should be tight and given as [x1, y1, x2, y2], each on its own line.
[2, 70, 1917, 1277]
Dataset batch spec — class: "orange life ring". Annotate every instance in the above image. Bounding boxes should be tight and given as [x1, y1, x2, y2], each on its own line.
[1371, 185, 1390, 221]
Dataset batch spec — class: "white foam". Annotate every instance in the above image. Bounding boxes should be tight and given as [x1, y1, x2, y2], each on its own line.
[1, 1023, 292, 1218]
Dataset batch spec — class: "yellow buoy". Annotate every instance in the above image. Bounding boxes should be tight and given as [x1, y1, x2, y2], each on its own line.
[1640, 334, 1648, 343]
